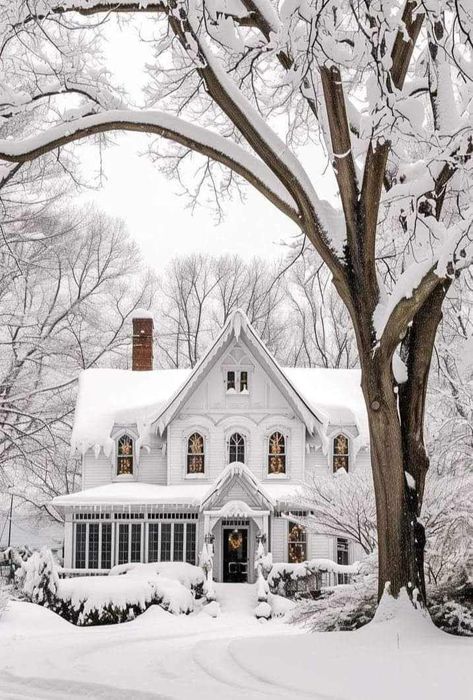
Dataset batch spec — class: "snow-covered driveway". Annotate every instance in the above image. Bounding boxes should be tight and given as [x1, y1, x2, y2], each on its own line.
[0, 584, 304, 700]
[0, 585, 470, 700]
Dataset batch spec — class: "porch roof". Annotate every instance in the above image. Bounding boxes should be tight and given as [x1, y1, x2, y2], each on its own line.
[51, 475, 302, 510]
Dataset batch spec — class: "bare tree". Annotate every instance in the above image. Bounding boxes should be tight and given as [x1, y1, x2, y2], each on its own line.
[1, 0, 473, 604]
[0, 204, 155, 519]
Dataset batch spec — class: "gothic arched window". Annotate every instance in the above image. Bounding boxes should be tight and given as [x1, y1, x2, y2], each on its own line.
[333, 434, 349, 473]
[228, 432, 245, 464]
[117, 435, 134, 476]
[187, 433, 205, 474]
[268, 432, 286, 474]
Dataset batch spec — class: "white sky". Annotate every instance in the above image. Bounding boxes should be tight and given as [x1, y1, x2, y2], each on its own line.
[76, 16, 334, 272]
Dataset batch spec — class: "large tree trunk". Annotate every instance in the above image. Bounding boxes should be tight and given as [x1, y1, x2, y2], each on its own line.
[360, 352, 427, 602]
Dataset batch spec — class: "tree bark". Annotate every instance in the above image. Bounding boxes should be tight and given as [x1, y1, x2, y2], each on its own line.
[360, 350, 427, 601]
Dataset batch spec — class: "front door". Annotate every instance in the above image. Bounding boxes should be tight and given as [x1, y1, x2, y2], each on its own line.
[223, 528, 248, 582]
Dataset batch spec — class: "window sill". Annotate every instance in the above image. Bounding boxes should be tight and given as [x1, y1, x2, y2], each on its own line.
[265, 473, 289, 480]
[185, 473, 207, 479]
[113, 474, 136, 482]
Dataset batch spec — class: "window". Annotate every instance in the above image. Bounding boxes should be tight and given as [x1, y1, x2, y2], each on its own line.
[187, 433, 205, 474]
[118, 523, 129, 565]
[148, 523, 160, 563]
[229, 432, 245, 463]
[173, 523, 184, 561]
[288, 522, 306, 563]
[337, 537, 350, 584]
[161, 523, 172, 561]
[226, 370, 249, 393]
[186, 523, 197, 564]
[268, 432, 286, 474]
[333, 434, 349, 473]
[88, 523, 100, 569]
[101, 523, 112, 569]
[75, 523, 86, 569]
[226, 370, 236, 392]
[130, 523, 142, 562]
[117, 434, 134, 476]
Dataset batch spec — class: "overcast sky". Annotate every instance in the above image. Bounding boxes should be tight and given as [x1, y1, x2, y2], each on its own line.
[76, 17, 334, 273]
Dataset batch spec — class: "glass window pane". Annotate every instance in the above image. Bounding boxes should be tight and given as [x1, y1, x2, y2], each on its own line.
[227, 371, 235, 391]
[117, 435, 133, 475]
[268, 432, 286, 474]
[185, 523, 196, 564]
[173, 524, 184, 562]
[288, 521, 306, 563]
[101, 523, 112, 569]
[88, 523, 99, 569]
[118, 523, 129, 565]
[161, 523, 172, 562]
[130, 524, 142, 562]
[187, 433, 204, 474]
[229, 433, 245, 463]
[75, 523, 86, 569]
[148, 523, 160, 563]
[240, 371, 248, 392]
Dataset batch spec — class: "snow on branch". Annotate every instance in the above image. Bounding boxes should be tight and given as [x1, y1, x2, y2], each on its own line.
[0, 109, 299, 222]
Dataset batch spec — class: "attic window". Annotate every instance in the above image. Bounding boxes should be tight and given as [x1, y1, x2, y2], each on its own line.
[117, 435, 134, 476]
[333, 434, 349, 473]
[226, 371, 236, 392]
[226, 370, 249, 394]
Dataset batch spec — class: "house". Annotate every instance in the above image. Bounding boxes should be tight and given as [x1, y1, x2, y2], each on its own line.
[52, 309, 369, 583]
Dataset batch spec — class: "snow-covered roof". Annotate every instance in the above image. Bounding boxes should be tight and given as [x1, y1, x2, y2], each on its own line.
[51, 478, 303, 510]
[52, 482, 209, 507]
[71, 368, 191, 457]
[71, 310, 369, 455]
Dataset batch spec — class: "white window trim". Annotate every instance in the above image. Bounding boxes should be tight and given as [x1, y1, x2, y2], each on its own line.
[330, 432, 351, 473]
[226, 429, 249, 465]
[111, 428, 139, 483]
[183, 428, 209, 480]
[265, 430, 289, 479]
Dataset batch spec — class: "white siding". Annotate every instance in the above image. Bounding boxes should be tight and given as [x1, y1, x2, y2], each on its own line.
[271, 517, 286, 563]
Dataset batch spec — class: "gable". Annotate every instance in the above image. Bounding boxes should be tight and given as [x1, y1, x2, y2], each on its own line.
[152, 310, 322, 434]
[182, 336, 293, 413]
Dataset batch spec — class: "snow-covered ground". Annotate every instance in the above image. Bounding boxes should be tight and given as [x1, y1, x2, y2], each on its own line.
[0, 584, 470, 699]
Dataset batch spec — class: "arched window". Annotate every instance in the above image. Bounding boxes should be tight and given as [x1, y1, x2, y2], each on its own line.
[117, 434, 134, 476]
[187, 433, 205, 474]
[268, 432, 286, 474]
[333, 434, 349, 473]
[229, 432, 245, 463]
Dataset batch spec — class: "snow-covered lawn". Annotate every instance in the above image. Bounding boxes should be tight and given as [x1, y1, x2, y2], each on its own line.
[0, 584, 470, 699]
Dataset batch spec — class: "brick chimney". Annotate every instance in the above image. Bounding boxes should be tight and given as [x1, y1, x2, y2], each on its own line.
[132, 310, 154, 371]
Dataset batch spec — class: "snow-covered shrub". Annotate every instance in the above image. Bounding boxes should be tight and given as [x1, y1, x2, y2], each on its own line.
[109, 562, 205, 599]
[427, 564, 473, 636]
[268, 558, 359, 598]
[19, 547, 59, 609]
[56, 574, 194, 626]
[255, 601, 271, 620]
[289, 555, 378, 631]
[0, 585, 8, 619]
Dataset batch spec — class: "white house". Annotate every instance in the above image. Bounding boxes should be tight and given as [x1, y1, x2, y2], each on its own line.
[52, 309, 369, 583]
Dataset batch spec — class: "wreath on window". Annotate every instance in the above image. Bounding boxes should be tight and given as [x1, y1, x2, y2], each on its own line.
[228, 530, 243, 550]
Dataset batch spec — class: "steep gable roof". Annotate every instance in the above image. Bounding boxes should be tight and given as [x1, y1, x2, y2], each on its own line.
[151, 309, 323, 435]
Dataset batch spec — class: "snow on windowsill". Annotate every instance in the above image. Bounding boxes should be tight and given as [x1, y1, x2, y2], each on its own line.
[185, 473, 208, 480]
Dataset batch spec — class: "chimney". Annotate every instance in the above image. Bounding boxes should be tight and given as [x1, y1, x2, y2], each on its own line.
[132, 310, 154, 371]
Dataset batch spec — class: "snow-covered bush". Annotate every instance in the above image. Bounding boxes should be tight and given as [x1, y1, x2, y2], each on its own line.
[19, 547, 59, 608]
[109, 562, 205, 598]
[56, 574, 194, 626]
[0, 585, 8, 619]
[268, 558, 359, 598]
